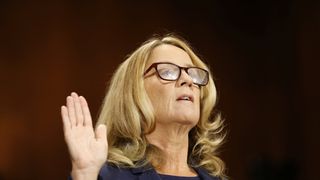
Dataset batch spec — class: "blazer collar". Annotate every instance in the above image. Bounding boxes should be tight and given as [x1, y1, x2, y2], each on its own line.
[130, 165, 220, 180]
[131, 165, 161, 180]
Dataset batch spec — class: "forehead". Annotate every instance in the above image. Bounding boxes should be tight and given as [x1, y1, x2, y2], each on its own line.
[146, 44, 193, 68]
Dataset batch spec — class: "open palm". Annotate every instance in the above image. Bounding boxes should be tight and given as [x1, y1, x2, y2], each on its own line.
[61, 92, 108, 173]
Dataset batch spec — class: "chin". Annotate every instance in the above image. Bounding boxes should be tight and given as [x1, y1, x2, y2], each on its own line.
[175, 116, 199, 126]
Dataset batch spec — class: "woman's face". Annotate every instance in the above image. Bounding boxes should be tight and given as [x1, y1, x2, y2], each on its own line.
[144, 44, 200, 127]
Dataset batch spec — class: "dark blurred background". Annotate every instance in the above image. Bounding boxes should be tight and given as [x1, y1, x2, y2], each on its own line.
[0, 0, 319, 180]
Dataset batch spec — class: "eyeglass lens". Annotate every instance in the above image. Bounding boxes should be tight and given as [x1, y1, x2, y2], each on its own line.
[156, 63, 208, 85]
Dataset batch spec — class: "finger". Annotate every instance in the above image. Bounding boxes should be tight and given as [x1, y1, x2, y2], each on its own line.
[71, 92, 84, 126]
[66, 96, 76, 127]
[79, 96, 93, 127]
[61, 105, 71, 131]
[95, 124, 107, 143]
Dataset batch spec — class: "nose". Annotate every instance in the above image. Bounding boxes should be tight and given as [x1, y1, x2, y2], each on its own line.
[177, 70, 193, 87]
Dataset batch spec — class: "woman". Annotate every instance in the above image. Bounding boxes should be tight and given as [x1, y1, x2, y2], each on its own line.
[61, 34, 226, 180]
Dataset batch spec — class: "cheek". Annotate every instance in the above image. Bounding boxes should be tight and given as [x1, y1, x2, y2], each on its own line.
[194, 89, 200, 103]
[152, 88, 173, 109]
[149, 90, 175, 123]
[145, 81, 173, 109]
[195, 91, 201, 114]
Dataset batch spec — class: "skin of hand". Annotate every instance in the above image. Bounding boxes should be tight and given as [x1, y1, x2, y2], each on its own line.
[61, 92, 108, 180]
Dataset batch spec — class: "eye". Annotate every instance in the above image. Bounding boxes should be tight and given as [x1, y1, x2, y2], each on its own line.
[158, 68, 178, 80]
[159, 69, 174, 76]
[159, 69, 171, 75]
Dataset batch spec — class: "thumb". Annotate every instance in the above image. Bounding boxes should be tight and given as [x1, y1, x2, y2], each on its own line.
[95, 124, 107, 142]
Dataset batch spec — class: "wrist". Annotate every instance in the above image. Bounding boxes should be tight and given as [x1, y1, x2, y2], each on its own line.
[71, 166, 100, 180]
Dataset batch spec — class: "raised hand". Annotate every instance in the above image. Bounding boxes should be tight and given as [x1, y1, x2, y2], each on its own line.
[61, 92, 108, 179]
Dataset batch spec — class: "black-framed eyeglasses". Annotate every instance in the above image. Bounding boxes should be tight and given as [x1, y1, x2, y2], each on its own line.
[144, 62, 209, 86]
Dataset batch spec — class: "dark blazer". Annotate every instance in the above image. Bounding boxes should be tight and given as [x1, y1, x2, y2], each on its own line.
[95, 164, 221, 180]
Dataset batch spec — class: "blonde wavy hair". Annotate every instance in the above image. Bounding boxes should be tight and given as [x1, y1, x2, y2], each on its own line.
[97, 34, 226, 177]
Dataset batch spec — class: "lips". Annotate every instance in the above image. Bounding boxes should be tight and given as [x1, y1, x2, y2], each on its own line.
[176, 94, 194, 102]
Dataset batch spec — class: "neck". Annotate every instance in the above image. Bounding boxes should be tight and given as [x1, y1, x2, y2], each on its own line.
[146, 123, 197, 176]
